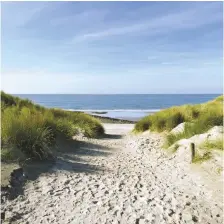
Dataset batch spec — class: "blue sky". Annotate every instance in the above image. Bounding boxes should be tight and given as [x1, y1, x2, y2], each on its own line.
[1, 1, 223, 94]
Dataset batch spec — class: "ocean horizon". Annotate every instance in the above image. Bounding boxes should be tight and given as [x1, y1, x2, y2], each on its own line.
[14, 94, 220, 121]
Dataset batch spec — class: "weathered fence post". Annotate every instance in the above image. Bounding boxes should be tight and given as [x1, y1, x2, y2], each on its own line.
[190, 142, 195, 163]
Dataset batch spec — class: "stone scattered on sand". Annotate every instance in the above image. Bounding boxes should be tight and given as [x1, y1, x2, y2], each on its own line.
[2, 124, 223, 224]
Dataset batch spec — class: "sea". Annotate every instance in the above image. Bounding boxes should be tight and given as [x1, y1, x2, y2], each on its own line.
[15, 94, 220, 121]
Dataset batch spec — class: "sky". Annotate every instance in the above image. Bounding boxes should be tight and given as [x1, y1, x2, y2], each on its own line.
[1, 1, 223, 94]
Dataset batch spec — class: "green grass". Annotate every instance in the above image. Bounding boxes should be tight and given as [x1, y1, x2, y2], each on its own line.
[135, 95, 223, 148]
[134, 105, 202, 133]
[1, 147, 26, 162]
[1, 91, 105, 162]
[164, 111, 223, 148]
[192, 152, 212, 164]
[2, 108, 55, 160]
[166, 143, 180, 153]
[135, 95, 223, 133]
[200, 138, 223, 151]
[1, 91, 45, 111]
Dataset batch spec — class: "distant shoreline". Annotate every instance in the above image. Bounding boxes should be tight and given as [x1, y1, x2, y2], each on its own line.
[14, 94, 219, 119]
[87, 113, 136, 124]
[66, 109, 136, 123]
[67, 110, 158, 122]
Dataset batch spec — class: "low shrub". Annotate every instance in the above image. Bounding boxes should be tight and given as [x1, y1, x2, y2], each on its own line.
[1, 109, 55, 160]
[1, 92, 105, 162]
[1, 147, 26, 162]
[55, 118, 78, 139]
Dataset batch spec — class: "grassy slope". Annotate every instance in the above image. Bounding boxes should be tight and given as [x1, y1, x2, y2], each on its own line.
[1, 91, 105, 162]
[134, 95, 223, 147]
[200, 139, 223, 151]
[190, 138, 223, 164]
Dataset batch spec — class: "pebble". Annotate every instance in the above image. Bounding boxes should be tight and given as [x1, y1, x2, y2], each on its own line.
[1, 124, 223, 224]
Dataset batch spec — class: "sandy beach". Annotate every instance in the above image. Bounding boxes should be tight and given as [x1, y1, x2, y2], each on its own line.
[2, 1, 223, 223]
[2, 123, 223, 224]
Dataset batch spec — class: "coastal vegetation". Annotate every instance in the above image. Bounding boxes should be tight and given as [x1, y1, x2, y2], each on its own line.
[90, 114, 135, 124]
[134, 95, 223, 147]
[1, 91, 104, 162]
[200, 138, 223, 151]
[190, 138, 223, 164]
[192, 151, 212, 164]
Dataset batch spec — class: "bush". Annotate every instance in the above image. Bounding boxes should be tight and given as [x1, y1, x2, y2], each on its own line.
[55, 118, 78, 139]
[1, 92, 105, 162]
[48, 109, 105, 138]
[1, 147, 26, 162]
[1, 109, 55, 160]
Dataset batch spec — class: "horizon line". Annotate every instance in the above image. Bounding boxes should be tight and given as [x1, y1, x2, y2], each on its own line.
[11, 93, 222, 95]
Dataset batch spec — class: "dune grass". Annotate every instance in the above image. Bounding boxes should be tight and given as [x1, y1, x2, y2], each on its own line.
[134, 95, 223, 147]
[200, 138, 223, 151]
[134, 105, 201, 133]
[1, 91, 105, 162]
[135, 95, 223, 133]
[192, 152, 212, 164]
[1, 109, 54, 160]
[165, 113, 223, 148]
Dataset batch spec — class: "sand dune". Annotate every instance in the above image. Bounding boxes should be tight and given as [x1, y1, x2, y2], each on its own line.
[3, 124, 223, 224]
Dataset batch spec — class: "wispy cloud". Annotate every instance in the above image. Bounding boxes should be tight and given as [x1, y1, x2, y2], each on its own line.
[1, 2, 222, 93]
[49, 9, 108, 26]
[71, 2, 221, 43]
[2, 2, 50, 28]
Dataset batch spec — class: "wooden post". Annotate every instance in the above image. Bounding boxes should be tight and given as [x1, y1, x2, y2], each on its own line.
[190, 142, 195, 162]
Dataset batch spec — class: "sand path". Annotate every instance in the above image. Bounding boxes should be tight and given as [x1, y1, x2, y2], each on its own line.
[3, 124, 223, 224]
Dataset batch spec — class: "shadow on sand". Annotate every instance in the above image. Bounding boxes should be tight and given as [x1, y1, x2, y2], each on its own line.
[102, 133, 123, 139]
[23, 135, 117, 181]
[2, 133, 120, 201]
